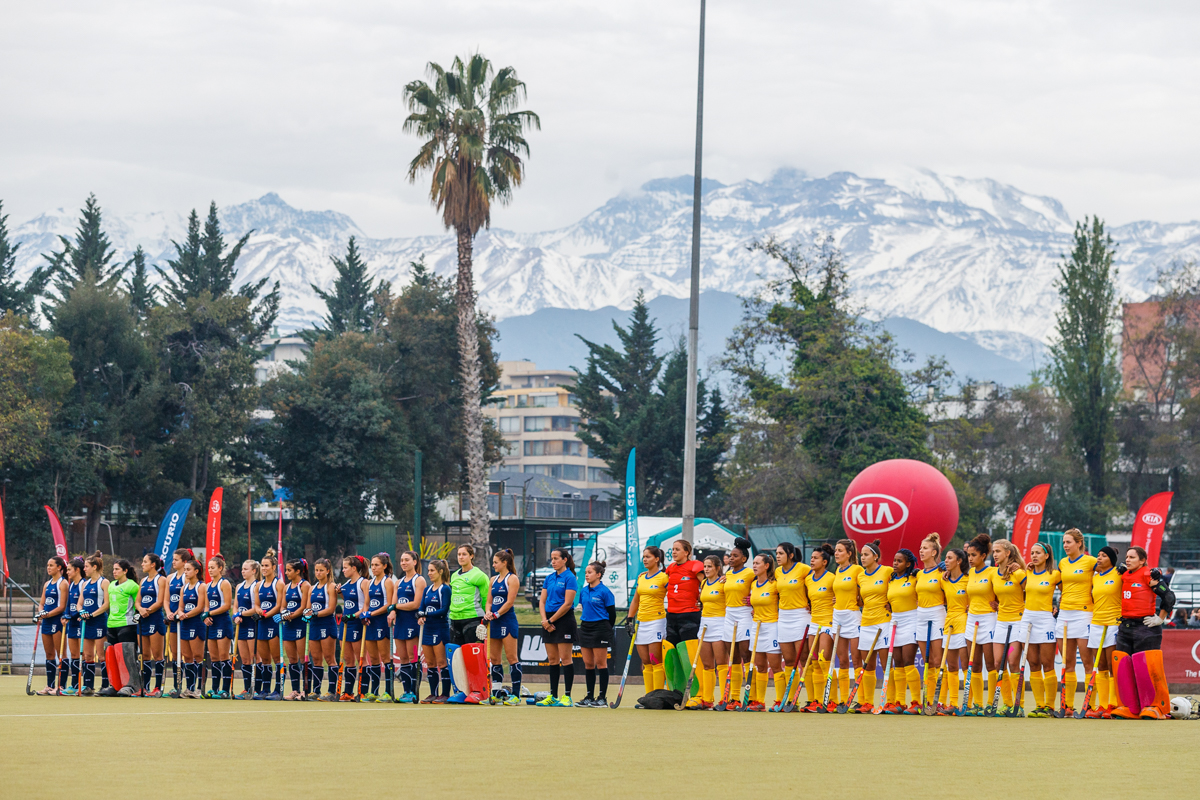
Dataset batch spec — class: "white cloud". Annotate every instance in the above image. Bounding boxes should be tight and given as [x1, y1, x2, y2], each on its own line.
[2, 0, 1199, 234]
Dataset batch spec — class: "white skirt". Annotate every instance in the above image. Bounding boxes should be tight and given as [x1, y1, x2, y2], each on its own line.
[777, 608, 813, 642]
[1056, 609, 1091, 640]
[967, 611, 997, 642]
[751, 621, 780, 654]
[858, 622, 892, 652]
[722, 607, 752, 643]
[698, 616, 724, 642]
[635, 617, 666, 645]
[891, 609, 921, 647]
[1021, 609, 1056, 644]
[916, 606, 947, 644]
[993, 618, 1029, 645]
[1087, 621, 1117, 649]
[831, 608, 861, 641]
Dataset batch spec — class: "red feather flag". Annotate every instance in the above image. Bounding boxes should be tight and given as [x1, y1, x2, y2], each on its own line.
[1012, 484, 1051, 561]
[1131, 492, 1173, 568]
[206, 487, 224, 563]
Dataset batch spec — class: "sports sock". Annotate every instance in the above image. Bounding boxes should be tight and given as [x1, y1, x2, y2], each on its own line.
[101, 665, 110, 691]
[905, 666, 921, 705]
[1043, 670, 1057, 709]
[370, 664, 381, 695]
[509, 663, 522, 697]
[862, 670, 876, 706]
[893, 667, 907, 705]
[313, 666, 324, 694]
[290, 663, 302, 693]
[584, 667, 596, 699]
[1001, 671, 1015, 706]
[1097, 670, 1110, 708]
[780, 667, 794, 701]
[886, 668, 897, 704]
[491, 664, 503, 694]
[925, 666, 938, 706]
[140, 659, 151, 690]
[716, 665, 729, 702]
[59, 658, 71, 690]
[186, 663, 197, 691]
[1065, 672, 1078, 709]
[344, 666, 356, 694]
[440, 666, 452, 697]
[701, 667, 715, 703]
[329, 664, 341, 693]
[755, 670, 768, 703]
[804, 662, 817, 704]
[652, 662, 665, 691]
[427, 666, 439, 697]
[46, 659, 57, 690]
[1030, 671, 1045, 707]
[210, 661, 220, 693]
[549, 664, 561, 697]
[598, 666, 609, 699]
[946, 672, 958, 706]
[838, 668, 849, 705]
[771, 670, 785, 706]
[384, 662, 393, 696]
[641, 665, 654, 695]
[986, 670, 998, 706]
[813, 658, 827, 704]
[253, 664, 263, 694]
[83, 660, 94, 690]
[564, 663, 575, 696]
[730, 663, 744, 701]
[970, 669, 983, 706]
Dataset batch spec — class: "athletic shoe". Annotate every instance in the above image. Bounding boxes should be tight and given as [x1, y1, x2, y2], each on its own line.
[799, 700, 821, 713]
[463, 691, 484, 704]
[232, 690, 250, 700]
[880, 702, 900, 714]
[431, 694, 449, 704]
[503, 694, 522, 706]
[81, 687, 95, 696]
[857, 702, 875, 714]
[265, 691, 282, 701]
[1140, 706, 1169, 720]
[555, 696, 574, 707]
[1027, 706, 1047, 718]
[98, 686, 119, 697]
[685, 697, 707, 710]
[903, 702, 921, 715]
[444, 691, 466, 704]
[1084, 706, 1104, 719]
[418, 694, 436, 704]
[744, 701, 766, 712]
[36, 686, 56, 695]
[846, 702, 863, 714]
[60, 686, 78, 696]
[373, 694, 391, 703]
[397, 692, 417, 704]
[116, 686, 137, 697]
[167, 689, 181, 699]
[535, 694, 557, 707]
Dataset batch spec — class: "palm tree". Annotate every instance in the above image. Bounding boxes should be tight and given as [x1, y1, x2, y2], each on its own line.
[403, 54, 539, 551]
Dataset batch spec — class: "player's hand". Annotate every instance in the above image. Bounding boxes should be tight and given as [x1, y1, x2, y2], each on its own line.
[1116, 564, 1128, 575]
[272, 614, 283, 624]
[1144, 615, 1166, 628]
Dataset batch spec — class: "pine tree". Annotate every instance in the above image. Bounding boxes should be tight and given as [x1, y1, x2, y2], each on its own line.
[309, 237, 391, 338]
[1048, 216, 1122, 525]
[45, 194, 121, 301]
[0, 200, 55, 319]
[123, 245, 157, 319]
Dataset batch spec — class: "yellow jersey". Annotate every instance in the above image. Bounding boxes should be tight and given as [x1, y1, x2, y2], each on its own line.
[944, 573, 969, 634]
[723, 566, 754, 613]
[916, 567, 946, 609]
[700, 578, 726, 618]
[992, 569, 1026, 622]
[966, 566, 998, 615]
[833, 564, 864, 611]
[750, 579, 780, 623]
[1024, 569, 1060, 613]
[859, 565, 893, 626]
[805, 568, 836, 625]
[1091, 568, 1122, 626]
[1058, 554, 1097, 611]
[887, 571, 919, 615]
[775, 563, 811, 610]
[634, 570, 668, 621]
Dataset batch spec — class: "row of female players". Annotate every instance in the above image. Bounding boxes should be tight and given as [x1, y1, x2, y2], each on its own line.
[33, 546, 527, 703]
[661, 530, 1165, 717]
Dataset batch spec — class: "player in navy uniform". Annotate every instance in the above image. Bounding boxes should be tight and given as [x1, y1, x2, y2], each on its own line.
[419, 559, 453, 703]
[337, 555, 368, 701]
[203, 555, 234, 698]
[164, 548, 190, 697]
[177, 558, 207, 698]
[485, 549, 523, 705]
[233, 559, 260, 699]
[60, 558, 85, 695]
[36, 556, 68, 695]
[136, 554, 169, 696]
[281, 558, 312, 700]
[254, 549, 285, 700]
[390, 551, 426, 703]
[307, 558, 338, 700]
[362, 554, 396, 702]
[78, 552, 110, 696]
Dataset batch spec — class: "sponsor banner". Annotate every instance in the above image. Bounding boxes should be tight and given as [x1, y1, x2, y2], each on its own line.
[205, 487, 223, 563]
[1164, 629, 1200, 686]
[154, 499, 193, 562]
[1131, 492, 1173, 568]
[1012, 484, 1051, 561]
[624, 449, 639, 603]
[516, 624, 637, 675]
[43, 506, 68, 559]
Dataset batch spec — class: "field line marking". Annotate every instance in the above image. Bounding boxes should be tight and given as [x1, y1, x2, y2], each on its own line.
[0, 707, 382, 718]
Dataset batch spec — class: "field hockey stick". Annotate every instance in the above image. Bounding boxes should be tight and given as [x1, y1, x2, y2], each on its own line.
[230, 617, 240, 700]
[174, 621, 183, 697]
[925, 626, 953, 715]
[201, 629, 211, 697]
[1054, 622, 1069, 718]
[55, 622, 69, 695]
[985, 624, 1015, 716]
[675, 629, 707, 710]
[608, 620, 640, 709]
[714, 622, 739, 710]
[355, 617, 369, 699]
[957, 621, 980, 716]
[843, 627, 882, 713]
[785, 628, 819, 712]
[775, 624, 809, 712]
[739, 621, 763, 711]
[869, 624, 898, 715]
[1074, 624, 1108, 719]
[817, 626, 842, 712]
[1006, 622, 1034, 717]
[26, 611, 44, 695]
[334, 613, 349, 700]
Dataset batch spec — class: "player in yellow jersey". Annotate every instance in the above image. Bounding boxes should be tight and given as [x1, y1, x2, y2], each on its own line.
[773, 542, 812, 710]
[1021, 542, 1060, 717]
[627, 546, 668, 695]
[854, 540, 892, 713]
[686, 555, 726, 710]
[800, 544, 836, 712]
[1086, 546, 1122, 718]
[989, 539, 1026, 713]
[885, 548, 921, 714]
[916, 533, 947, 709]
[746, 553, 782, 711]
[939, 548, 970, 714]
[716, 538, 754, 710]
[1056, 529, 1097, 715]
[963, 534, 998, 715]
[828, 540, 864, 712]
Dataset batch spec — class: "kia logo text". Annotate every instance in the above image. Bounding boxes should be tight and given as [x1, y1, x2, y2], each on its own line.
[843, 493, 910, 534]
[1142, 513, 1164, 526]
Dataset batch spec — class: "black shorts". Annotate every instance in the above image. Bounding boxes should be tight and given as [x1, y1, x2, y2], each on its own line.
[1116, 619, 1162, 655]
[105, 625, 137, 646]
[665, 612, 701, 645]
[450, 617, 482, 646]
[579, 620, 613, 649]
[543, 611, 577, 645]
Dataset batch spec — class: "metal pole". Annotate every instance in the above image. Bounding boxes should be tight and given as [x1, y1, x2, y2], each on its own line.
[681, 0, 706, 544]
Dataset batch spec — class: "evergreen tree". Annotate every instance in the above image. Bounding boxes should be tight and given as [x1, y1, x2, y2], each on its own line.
[123, 245, 157, 320]
[0, 200, 56, 319]
[1048, 216, 1122, 529]
[308, 236, 391, 339]
[45, 194, 122, 301]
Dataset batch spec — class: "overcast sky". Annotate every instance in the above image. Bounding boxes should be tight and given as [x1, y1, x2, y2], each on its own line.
[2, 1, 1199, 237]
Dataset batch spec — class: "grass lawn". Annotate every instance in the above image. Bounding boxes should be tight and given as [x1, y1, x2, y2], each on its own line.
[1, 675, 1195, 798]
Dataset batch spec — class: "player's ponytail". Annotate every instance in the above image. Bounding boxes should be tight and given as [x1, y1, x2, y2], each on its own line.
[286, 557, 308, 582]
[732, 537, 752, 560]
[495, 549, 516, 575]
[553, 547, 577, 572]
[966, 534, 991, 561]
[373, 553, 393, 578]
[861, 539, 882, 563]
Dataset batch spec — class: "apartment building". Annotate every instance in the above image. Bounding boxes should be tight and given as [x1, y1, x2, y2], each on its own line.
[485, 360, 618, 494]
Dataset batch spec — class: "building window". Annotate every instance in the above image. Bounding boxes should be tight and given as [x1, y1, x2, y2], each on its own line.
[527, 464, 585, 481]
[498, 417, 520, 433]
[567, 393, 579, 407]
[531, 393, 558, 407]
[588, 467, 612, 483]
[551, 416, 578, 432]
[524, 416, 548, 431]
[523, 440, 583, 456]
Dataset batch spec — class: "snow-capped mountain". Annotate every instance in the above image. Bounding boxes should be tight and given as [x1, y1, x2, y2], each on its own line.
[10, 169, 1200, 344]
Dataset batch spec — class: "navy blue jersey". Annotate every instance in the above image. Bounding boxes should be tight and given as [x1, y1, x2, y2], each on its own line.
[258, 578, 282, 615]
[579, 582, 616, 623]
[168, 571, 184, 615]
[181, 582, 202, 618]
[42, 577, 66, 615]
[207, 578, 231, 618]
[284, 581, 307, 618]
[236, 580, 256, 614]
[139, 575, 162, 614]
[367, 577, 388, 616]
[542, 568, 578, 613]
[490, 574, 516, 615]
[80, 578, 106, 625]
[340, 578, 365, 616]
[68, 580, 80, 617]
[310, 582, 331, 615]
[395, 575, 418, 608]
[420, 583, 450, 621]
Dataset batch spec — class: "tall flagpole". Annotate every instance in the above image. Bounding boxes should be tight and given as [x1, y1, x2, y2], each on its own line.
[681, 0, 706, 544]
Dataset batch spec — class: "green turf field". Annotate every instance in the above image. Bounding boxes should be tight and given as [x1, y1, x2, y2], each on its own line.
[1, 675, 1195, 798]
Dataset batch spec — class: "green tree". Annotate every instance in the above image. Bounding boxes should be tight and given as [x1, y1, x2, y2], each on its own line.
[123, 245, 157, 320]
[403, 53, 540, 551]
[722, 236, 929, 531]
[0, 313, 73, 470]
[0, 200, 56, 320]
[308, 237, 390, 339]
[1048, 216, 1122, 530]
[45, 194, 122, 303]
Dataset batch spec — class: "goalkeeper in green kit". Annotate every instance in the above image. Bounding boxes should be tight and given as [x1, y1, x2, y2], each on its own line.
[446, 544, 490, 702]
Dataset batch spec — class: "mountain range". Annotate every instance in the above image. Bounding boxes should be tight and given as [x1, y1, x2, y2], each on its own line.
[10, 168, 1200, 379]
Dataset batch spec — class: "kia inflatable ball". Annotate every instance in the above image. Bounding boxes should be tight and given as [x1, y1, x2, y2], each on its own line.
[840, 459, 959, 562]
